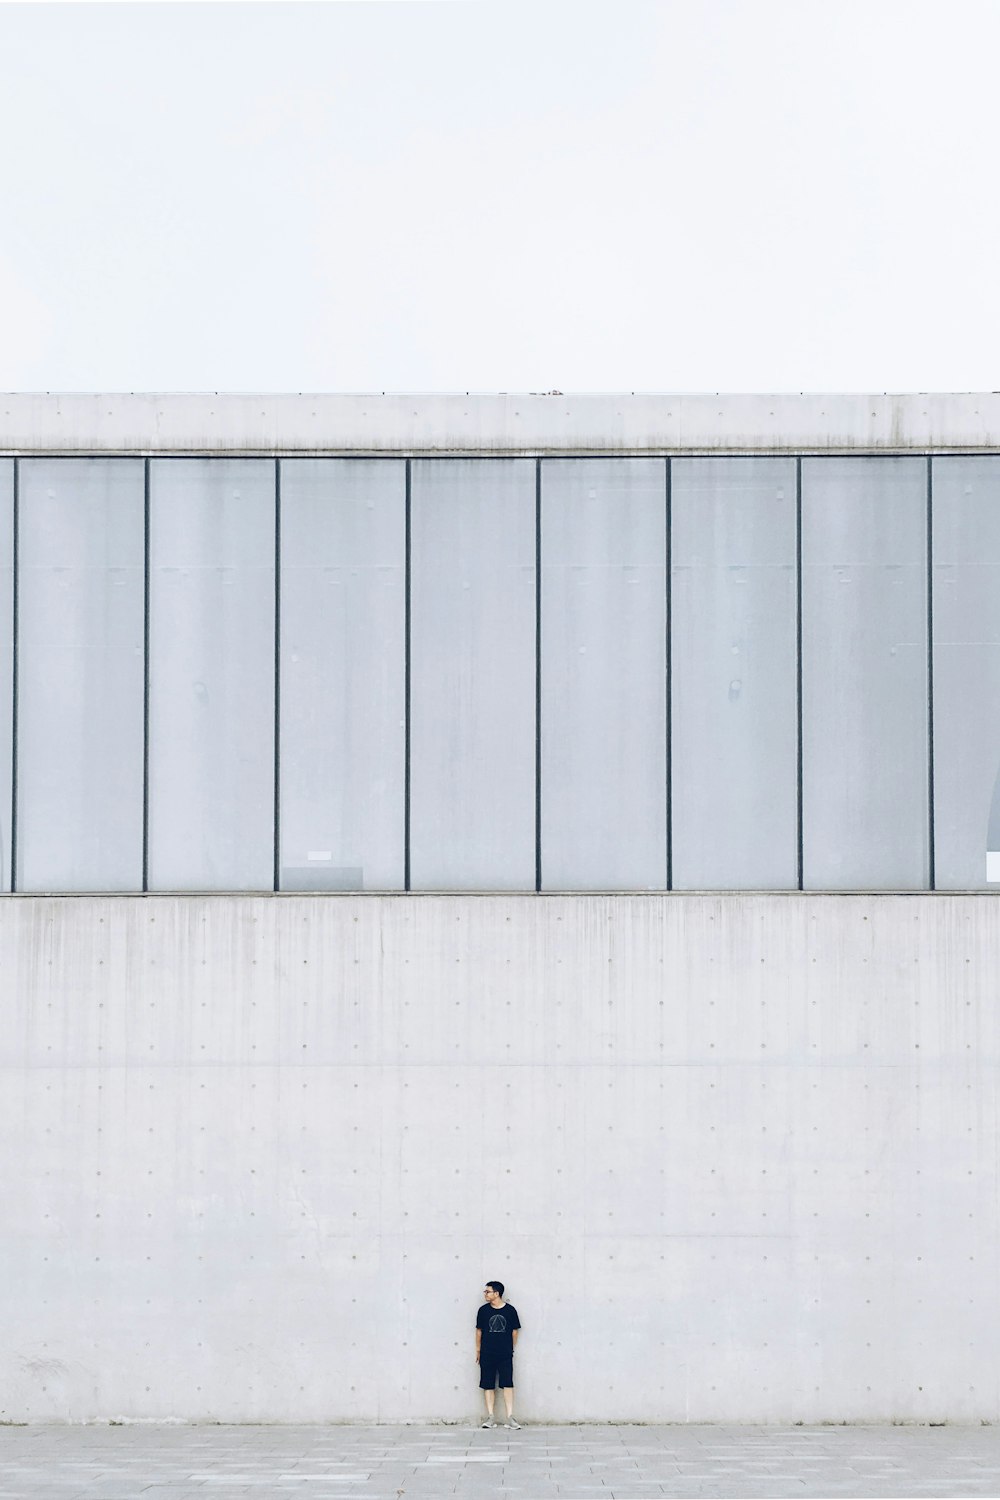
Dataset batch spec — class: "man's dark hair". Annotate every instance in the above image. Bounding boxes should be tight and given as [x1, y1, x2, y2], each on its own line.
[486, 1280, 504, 1298]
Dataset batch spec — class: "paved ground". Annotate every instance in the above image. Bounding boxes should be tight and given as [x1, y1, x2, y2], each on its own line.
[2, 1424, 1000, 1499]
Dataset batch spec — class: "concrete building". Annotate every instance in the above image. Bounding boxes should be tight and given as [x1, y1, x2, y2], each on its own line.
[1, 392, 998, 1422]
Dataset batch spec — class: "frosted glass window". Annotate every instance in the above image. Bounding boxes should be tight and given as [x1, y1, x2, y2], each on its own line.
[932, 457, 1000, 888]
[541, 458, 666, 890]
[672, 459, 798, 889]
[410, 459, 535, 889]
[280, 460, 405, 890]
[17, 459, 144, 891]
[0, 462, 12, 891]
[801, 457, 929, 890]
[148, 460, 275, 890]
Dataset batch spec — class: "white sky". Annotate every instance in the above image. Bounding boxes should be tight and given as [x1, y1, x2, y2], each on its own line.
[0, 0, 997, 394]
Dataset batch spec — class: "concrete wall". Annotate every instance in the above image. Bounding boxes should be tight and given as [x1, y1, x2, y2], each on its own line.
[1, 892, 997, 1424]
[3, 391, 1000, 455]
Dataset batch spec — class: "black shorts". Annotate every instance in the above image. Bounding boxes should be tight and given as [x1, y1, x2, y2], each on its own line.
[479, 1353, 514, 1389]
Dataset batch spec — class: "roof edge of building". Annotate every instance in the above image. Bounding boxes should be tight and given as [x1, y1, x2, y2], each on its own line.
[3, 391, 1000, 454]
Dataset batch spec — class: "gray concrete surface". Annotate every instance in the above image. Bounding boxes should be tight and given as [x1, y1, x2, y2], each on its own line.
[3, 893, 1000, 1424]
[2, 391, 1000, 455]
[1, 1423, 1000, 1498]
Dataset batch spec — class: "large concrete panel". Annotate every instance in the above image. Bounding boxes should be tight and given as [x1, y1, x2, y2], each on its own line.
[0, 893, 997, 1423]
[2, 392, 1000, 455]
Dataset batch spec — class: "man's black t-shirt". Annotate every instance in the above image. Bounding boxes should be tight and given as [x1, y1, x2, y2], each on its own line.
[476, 1302, 521, 1361]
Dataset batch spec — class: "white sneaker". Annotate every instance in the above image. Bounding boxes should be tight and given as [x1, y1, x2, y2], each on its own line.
[506, 1418, 521, 1429]
[481, 1418, 496, 1428]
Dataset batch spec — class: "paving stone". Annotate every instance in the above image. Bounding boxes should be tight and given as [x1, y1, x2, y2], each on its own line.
[1, 1424, 999, 1497]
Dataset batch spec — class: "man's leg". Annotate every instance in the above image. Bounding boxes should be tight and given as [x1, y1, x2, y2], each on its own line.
[501, 1387, 514, 1419]
[483, 1387, 495, 1419]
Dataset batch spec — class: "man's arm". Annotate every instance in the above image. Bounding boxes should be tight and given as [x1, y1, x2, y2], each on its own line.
[475, 1328, 482, 1362]
[512, 1329, 519, 1349]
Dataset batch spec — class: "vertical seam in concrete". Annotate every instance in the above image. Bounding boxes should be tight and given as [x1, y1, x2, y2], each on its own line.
[273, 458, 282, 893]
[665, 456, 672, 891]
[796, 456, 804, 891]
[9, 457, 18, 893]
[404, 458, 412, 892]
[535, 456, 542, 893]
[142, 457, 151, 893]
[927, 453, 935, 890]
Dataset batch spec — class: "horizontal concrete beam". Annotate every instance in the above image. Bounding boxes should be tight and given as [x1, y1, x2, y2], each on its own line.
[3, 392, 1000, 455]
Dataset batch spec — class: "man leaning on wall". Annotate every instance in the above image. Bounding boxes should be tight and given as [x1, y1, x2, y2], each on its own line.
[475, 1280, 521, 1428]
